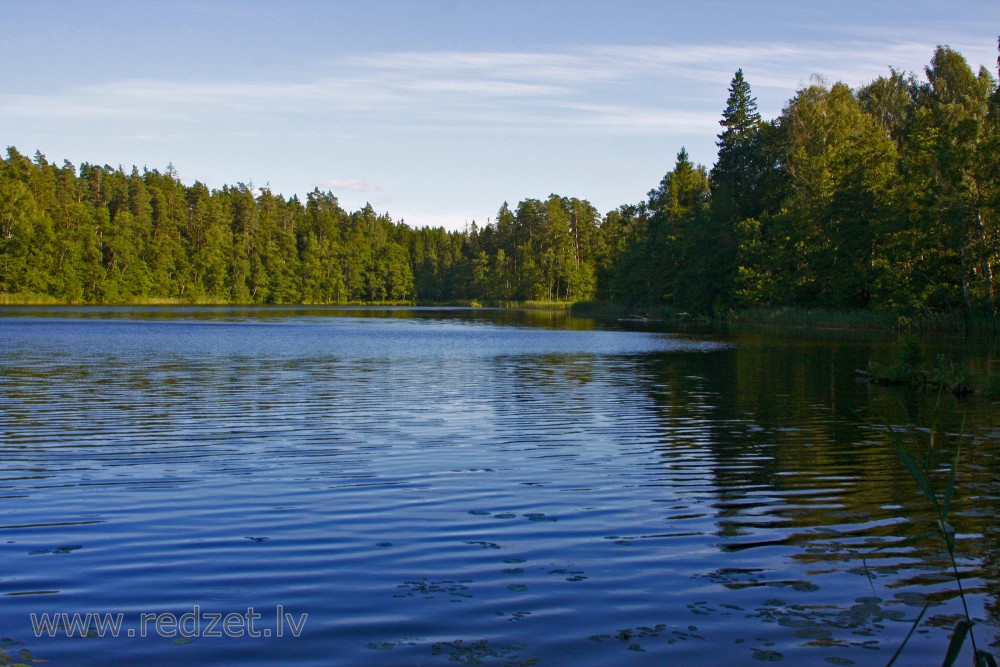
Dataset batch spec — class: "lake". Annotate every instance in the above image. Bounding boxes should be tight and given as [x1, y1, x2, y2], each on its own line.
[0, 306, 997, 666]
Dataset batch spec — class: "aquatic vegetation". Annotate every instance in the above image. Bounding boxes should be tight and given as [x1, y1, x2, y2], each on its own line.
[28, 544, 82, 555]
[877, 419, 999, 666]
[393, 578, 474, 601]
[0, 639, 37, 666]
[465, 541, 501, 550]
[863, 335, 995, 398]
[429, 639, 537, 666]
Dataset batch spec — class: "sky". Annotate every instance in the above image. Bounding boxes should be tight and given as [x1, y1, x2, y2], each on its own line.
[2, 1, 997, 231]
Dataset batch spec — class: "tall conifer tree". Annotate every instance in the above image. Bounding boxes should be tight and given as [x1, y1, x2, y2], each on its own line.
[713, 69, 762, 219]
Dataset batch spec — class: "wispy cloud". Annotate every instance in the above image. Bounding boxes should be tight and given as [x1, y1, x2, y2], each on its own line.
[2, 36, 990, 136]
[327, 179, 381, 193]
[349, 51, 620, 83]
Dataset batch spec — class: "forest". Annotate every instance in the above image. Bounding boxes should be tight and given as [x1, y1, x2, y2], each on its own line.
[1, 45, 998, 319]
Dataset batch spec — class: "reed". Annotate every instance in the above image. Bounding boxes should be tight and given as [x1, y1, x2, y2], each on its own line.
[877, 411, 998, 667]
[0, 292, 63, 305]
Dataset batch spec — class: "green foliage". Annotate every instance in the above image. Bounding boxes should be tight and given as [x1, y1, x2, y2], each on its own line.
[0, 44, 997, 318]
[603, 45, 998, 324]
[984, 375, 1000, 400]
[0, 146, 610, 306]
[866, 335, 997, 397]
[0, 153, 479, 305]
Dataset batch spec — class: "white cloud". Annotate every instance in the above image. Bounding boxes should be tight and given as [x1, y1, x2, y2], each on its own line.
[3, 36, 992, 139]
[400, 79, 568, 97]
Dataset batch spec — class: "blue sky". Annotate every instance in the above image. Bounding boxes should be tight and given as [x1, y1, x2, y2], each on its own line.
[3, 1, 997, 230]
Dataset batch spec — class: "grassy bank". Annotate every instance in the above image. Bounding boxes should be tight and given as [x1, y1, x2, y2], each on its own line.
[571, 302, 999, 335]
[3, 294, 996, 336]
[0, 292, 65, 305]
[0, 293, 223, 306]
[723, 307, 899, 330]
[570, 301, 707, 323]
[726, 307, 998, 334]
[494, 300, 572, 310]
[0, 295, 575, 310]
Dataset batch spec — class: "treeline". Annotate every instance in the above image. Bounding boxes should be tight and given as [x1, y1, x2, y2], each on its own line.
[599, 44, 1000, 317]
[0, 157, 459, 304]
[1, 45, 998, 316]
[0, 151, 603, 304]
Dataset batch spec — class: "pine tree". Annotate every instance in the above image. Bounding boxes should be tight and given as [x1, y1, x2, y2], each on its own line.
[713, 69, 762, 219]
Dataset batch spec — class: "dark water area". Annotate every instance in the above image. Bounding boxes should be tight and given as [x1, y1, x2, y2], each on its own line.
[0, 306, 997, 666]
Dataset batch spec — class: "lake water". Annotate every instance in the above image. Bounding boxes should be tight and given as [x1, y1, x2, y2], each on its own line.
[0, 307, 998, 666]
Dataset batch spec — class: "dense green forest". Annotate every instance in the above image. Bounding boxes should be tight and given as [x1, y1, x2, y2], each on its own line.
[1, 45, 998, 318]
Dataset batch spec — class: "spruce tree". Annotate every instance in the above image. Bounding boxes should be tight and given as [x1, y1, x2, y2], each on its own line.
[713, 69, 762, 219]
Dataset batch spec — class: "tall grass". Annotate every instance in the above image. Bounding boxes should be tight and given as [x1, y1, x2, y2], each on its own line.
[725, 307, 999, 334]
[511, 300, 574, 310]
[0, 292, 63, 305]
[728, 306, 899, 330]
[876, 412, 998, 667]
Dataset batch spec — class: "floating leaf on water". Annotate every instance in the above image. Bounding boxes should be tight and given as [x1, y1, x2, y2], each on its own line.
[502, 568, 524, 574]
[493, 512, 517, 519]
[823, 657, 855, 665]
[687, 602, 714, 617]
[465, 541, 501, 549]
[430, 639, 529, 664]
[468, 510, 491, 516]
[523, 513, 558, 522]
[503, 558, 526, 564]
[848, 602, 881, 618]
[752, 648, 784, 661]
[855, 596, 882, 605]
[173, 637, 193, 645]
[627, 644, 645, 652]
[507, 584, 528, 592]
[395, 578, 472, 600]
[30, 545, 82, 555]
[894, 591, 943, 608]
[365, 639, 418, 650]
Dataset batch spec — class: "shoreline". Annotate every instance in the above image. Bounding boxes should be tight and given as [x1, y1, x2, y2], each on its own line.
[3, 295, 997, 335]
